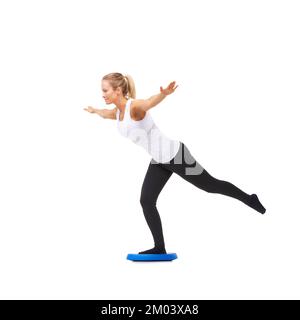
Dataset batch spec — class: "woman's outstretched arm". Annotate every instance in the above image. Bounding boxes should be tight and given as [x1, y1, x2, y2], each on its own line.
[132, 81, 178, 112]
[83, 106, 117, 120]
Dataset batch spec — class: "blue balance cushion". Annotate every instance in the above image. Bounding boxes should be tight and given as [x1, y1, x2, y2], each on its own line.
[127, 253, 178, 261]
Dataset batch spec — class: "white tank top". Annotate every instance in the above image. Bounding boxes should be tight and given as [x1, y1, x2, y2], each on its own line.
[116, 98, 180, 163]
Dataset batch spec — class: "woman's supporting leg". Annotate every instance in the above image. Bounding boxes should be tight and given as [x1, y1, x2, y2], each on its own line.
[139, 161, 173, 254]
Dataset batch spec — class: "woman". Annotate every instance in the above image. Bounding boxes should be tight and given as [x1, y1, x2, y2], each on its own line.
[84, 72, 266, 255]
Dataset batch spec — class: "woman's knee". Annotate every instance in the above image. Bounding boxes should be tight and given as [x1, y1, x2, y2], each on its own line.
[196, 170, 225, 193]
[205, 178, 227, 193]
[140, 194, 157, 208]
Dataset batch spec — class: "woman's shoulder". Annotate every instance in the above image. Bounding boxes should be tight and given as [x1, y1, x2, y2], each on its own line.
[130, 99, 147, 121]
[130, 98, 148, 110]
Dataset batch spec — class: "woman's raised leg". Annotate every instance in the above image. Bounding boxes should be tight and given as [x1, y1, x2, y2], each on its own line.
[161, 142, 266, 214]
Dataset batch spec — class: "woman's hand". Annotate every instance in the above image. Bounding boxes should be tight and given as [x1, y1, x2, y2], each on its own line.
[83, 106, 96, 113]
[160, 81, 179, 96]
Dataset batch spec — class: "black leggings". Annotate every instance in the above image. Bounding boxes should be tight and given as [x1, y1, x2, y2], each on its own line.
[139, 142, 252, 251]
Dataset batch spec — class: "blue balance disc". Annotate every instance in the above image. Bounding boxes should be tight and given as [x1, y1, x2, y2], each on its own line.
[127, 253, 178, 261]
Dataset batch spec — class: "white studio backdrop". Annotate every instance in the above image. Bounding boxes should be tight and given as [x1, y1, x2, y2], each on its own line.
[0, 0, 299, 299]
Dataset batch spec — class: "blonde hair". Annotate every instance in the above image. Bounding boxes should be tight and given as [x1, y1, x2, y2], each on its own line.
[102, 72, 136, 99]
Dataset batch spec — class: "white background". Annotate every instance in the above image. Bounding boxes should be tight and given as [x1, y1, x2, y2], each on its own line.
[0, 0, 299, 299]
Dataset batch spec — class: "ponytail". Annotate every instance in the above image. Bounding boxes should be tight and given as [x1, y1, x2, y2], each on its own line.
[124, 74, 136, 99]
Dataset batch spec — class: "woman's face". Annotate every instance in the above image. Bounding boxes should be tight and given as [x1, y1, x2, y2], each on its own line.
[101, 80, 119, 104]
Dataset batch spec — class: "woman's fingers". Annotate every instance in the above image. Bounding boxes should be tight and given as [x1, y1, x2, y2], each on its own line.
[168, 82, 178, 91]
[168, 81, 177, 89]
[84, 106, 94, 113]
[160, 81, 178, 95]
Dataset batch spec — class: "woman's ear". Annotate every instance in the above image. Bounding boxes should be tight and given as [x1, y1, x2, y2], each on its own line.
[115, 87, 122, 95]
